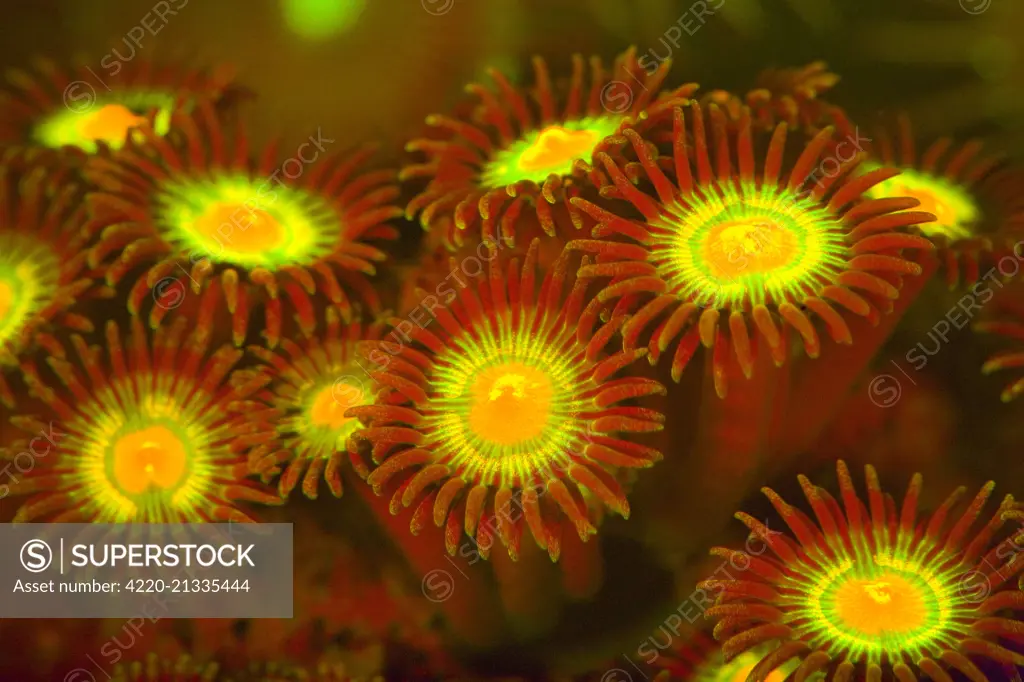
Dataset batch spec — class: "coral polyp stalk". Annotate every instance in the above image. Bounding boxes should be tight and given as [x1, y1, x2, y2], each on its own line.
[0, 316, 281, 522]
[560, 525, 604, 600]
[849, 113, 1024, 288]
[772, 251, 938, 459]
[490, 532, 564, 635]
[570, 101, 936, 398]
[684, 334, 783, 549]
[0, 154, 109, 407]
[699, 460, 1024, 682]
[0, 57, 239, 158]
[81, 100, 401, 346]
[231, 308, 385, 499]
[975, 285, 1024, 402]
[402, 46, 699, 250]
[349, 239, 666, 562]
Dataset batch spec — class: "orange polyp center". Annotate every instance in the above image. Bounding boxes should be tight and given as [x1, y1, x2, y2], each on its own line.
[468, 362, 553, 446]
[0, 280, 12, 322]
[194, 203, 285, 253]
[78, 104, 147, 143]
[310, 384, 364, 430]
[112, 426, 187, 495]
[518, 126, 600, 172]
[833, 572, 927, 635]
[703, 219, 799, 279]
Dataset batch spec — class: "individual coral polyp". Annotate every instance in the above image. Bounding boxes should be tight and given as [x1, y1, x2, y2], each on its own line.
[83, 101, 401, 345]
[852, 114, 1024, 286]
[33, 93, 173, 154]
[0, 58, 236, 157]
[0, 157, 101, 407]
[0, 234, 60, 349]
[424, 336, 592, 489]
[1, 317, 280, 522]
[863, 165, 979, 242]
[239, 308, 381, 499]
[571, 102, 935, 396]
[349, 240, 665, 561]
[403, 47, 698, 249]
[699, 460, 1024, 682]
